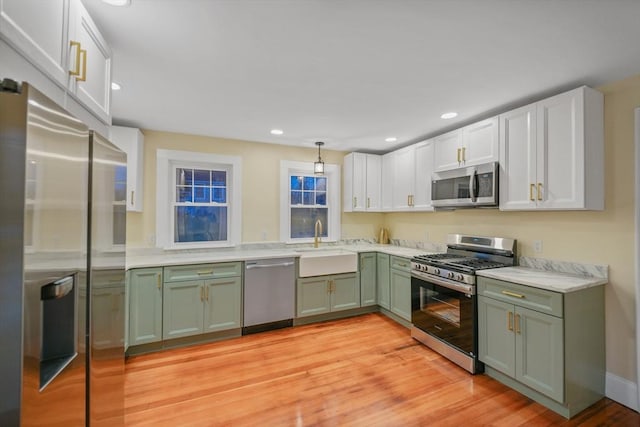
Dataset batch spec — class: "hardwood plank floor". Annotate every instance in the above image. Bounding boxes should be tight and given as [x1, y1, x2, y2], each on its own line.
[125, 313, 639, 426]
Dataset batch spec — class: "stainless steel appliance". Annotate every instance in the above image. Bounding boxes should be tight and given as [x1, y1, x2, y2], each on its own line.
[431, 161, 499, 208]
[410, 234, 516, 374]
[243, 258, 295, 335]
[0, 79, 125, 426]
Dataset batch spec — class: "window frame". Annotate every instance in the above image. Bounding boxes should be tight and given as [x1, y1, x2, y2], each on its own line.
[280, 161, 340, 244]
[156, 149, 242, 249]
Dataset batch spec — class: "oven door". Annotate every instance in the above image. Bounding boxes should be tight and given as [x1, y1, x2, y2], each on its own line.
[411, 273, 476, 355]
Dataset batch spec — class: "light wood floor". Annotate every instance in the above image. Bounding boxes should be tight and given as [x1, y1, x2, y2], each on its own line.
[125, 313, 639, 426]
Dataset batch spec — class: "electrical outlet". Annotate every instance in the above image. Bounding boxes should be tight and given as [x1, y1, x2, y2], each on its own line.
[533, 240, 543, 253]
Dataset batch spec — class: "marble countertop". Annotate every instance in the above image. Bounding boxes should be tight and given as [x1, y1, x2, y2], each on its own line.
[477, 266, 608, 293]
[126, 244, 430, 269]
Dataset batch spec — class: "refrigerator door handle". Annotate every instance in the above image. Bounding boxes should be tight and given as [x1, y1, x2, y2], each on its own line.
[41, 276, 74, 300]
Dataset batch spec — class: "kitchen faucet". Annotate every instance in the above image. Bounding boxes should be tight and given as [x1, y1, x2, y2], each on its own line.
[314, 219, 323, 248]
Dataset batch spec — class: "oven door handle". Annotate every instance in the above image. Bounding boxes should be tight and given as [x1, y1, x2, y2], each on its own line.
[411, 271, 475, 295]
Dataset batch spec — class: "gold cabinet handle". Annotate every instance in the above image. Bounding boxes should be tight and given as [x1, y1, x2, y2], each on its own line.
[537, 183, 543, 201]
[457, 148, 461, 163]
[507, 311, 513, 331]
[502, 290, 525, 299]
[461, 146, 466, 162]
[367, 197, 370, 208]
[515, 314, 521, 334]
[69, 41, 82, 77]
[197, 270, 214, 275]
[130, 190, 135, 205]
[353, 197, 357, 208]
[205, 286, 209, 301]
[200, 286, 204, 302]
[411, 195, 415, 206]
[327, 280, 332, 294]
[529, 183, 535, 201]
[77, 47, 87, 82]
[157, 274, 161, 290]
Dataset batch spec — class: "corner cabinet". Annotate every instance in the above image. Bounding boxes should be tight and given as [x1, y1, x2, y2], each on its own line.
[110, 126, 145, 211]
[297, 273, 359, 317]
[128, 268, 163, 346]
[0, 0, 112, 123]
[162, 263, 242, 340]
[343, 153, 382, 212]
[389, 256, 412, 321]
[477, 276, 605, 418]
[359, 252, 377, 306]
[499, 86, 604, 211]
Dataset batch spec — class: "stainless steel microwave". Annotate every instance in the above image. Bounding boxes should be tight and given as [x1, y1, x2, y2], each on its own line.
[431, 162, 498, 208]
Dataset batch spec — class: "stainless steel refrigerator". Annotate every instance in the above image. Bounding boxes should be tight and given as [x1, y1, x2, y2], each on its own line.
[0, 80, 125, 426]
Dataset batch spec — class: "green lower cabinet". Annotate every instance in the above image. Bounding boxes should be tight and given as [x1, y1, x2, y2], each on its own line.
[204, 277, 242, 332]
[297, 273, 359, 318]
[478, 295, 564, 403]
[389, 257, 411, 321]
[359, 252, 377, 307]
[128, 268, 163, 346]
[163, 280, 205, 340]
[376, 253, 390, 309]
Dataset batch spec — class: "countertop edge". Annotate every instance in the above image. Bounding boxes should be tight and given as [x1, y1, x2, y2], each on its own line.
[477, 267, 608, 293]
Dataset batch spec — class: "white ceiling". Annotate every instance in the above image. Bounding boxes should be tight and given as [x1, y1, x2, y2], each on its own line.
[82, 0, 640, 153]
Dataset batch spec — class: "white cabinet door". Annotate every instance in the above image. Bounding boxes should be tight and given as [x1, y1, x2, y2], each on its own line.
[499, 104, 537, 210]
[0, 0, 69, 87]
[463, 117, 499, 167]
[365, 154, 381, 211]
[536, 89, 585, 209]
[381, 152, 394, 211]
[412, 140, 434, 210]
[110, 126, 144, 211]
[433, 129, 463, 171]
[68, 0, 111, 123]
[391, 146, 415, 210]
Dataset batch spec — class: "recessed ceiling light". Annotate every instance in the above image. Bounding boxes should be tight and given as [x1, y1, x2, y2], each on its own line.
[385, 137, 397, 143]
[441, 112, 458, 119]
[101, 0, 131, 6]
[270, 129, 284, 135]
[111, 82, 121, 90]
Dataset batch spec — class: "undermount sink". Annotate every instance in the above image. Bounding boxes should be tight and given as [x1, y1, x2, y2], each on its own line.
[297, 248, 358, 278]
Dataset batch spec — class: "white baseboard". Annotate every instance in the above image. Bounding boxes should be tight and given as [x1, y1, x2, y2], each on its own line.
[606, 372, 639, 412]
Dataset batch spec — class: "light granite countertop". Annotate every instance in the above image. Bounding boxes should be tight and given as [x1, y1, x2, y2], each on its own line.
[125, 244, 430, 270]
[477, 266, 608, 293]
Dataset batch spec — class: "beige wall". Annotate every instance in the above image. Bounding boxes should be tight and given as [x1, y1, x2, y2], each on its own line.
[128, 73, 640, 384]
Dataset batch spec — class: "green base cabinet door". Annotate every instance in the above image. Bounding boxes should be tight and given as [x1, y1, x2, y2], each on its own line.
[205, 277, 242, 332]
[389, 257, 411, 321]
[331, 273, 360, 312]
[359, 253, 377, 307]
[478, 295, 516, 376]
[163, 280, 205, 340]
[297, 276, 332, 317]
[128, 268, 163, 346]
[376, 253, 390, 309]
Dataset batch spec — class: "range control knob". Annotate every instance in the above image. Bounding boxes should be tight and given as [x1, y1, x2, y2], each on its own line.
[434, 268, 440, 275]
[447, 272, 454, 279]
[457, 274, 464, 281]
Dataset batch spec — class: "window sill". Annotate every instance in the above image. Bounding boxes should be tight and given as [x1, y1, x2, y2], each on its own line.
[162, 242, 237, 251]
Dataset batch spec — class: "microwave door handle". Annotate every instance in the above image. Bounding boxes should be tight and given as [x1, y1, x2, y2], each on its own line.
[470, 170, 478, 202]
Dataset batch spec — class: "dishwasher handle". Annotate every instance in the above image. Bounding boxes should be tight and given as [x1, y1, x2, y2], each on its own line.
[245, 261, 294, 270]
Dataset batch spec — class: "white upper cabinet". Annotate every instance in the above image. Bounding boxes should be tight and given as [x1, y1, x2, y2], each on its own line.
[67, 0, 112, 123]
[0, 0, 112, 123]
[0, 0, 70, 87]
[380, 152, 394, 211]
[390, 140, 434, 211]
[433, 118, 499, 171]
[499, 86, 604, 211]
[110, 126, 145, 212]
[343, 153, 381, 212]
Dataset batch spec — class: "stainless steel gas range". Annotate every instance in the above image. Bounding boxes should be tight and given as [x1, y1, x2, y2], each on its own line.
[410, 234, 517, 374]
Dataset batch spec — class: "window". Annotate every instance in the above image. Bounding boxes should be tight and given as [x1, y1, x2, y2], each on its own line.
[156, 150, 241, 249]
[280, 161, 340, 243]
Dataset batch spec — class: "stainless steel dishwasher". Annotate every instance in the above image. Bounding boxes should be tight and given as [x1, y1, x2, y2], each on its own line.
[243, 258, 295, 335]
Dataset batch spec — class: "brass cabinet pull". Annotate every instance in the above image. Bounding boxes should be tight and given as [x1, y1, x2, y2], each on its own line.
[367, 197, 370, 208]
[515, 314, 521, 334]
[353, 197, 357, 208]
[205, 286, 209, 301]
[131, 190, 135, 205]
[457, 148, 461, 163]
[157, 274, 161, 290]
[77, 48, 87, 82]
[537, 183, 543, 201]
[327, 280, 332, 294]
[69, 41, 82, 77]
[529, 183, 535, 201]
[197, 270, 214, 275]
[461, 146, 466, 162]
[200, 286, 204, 301]
[502, 290, 525, 299]
[507, 311, 513, 331]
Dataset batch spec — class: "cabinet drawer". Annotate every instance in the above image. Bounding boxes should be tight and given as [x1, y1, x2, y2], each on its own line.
[390, 256, 411, 272]
[164, 262, 242, 282]
[478, 277, 563, 317]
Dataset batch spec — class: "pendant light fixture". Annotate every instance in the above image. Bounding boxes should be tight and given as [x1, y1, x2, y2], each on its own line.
[314, 141, 325, 175]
